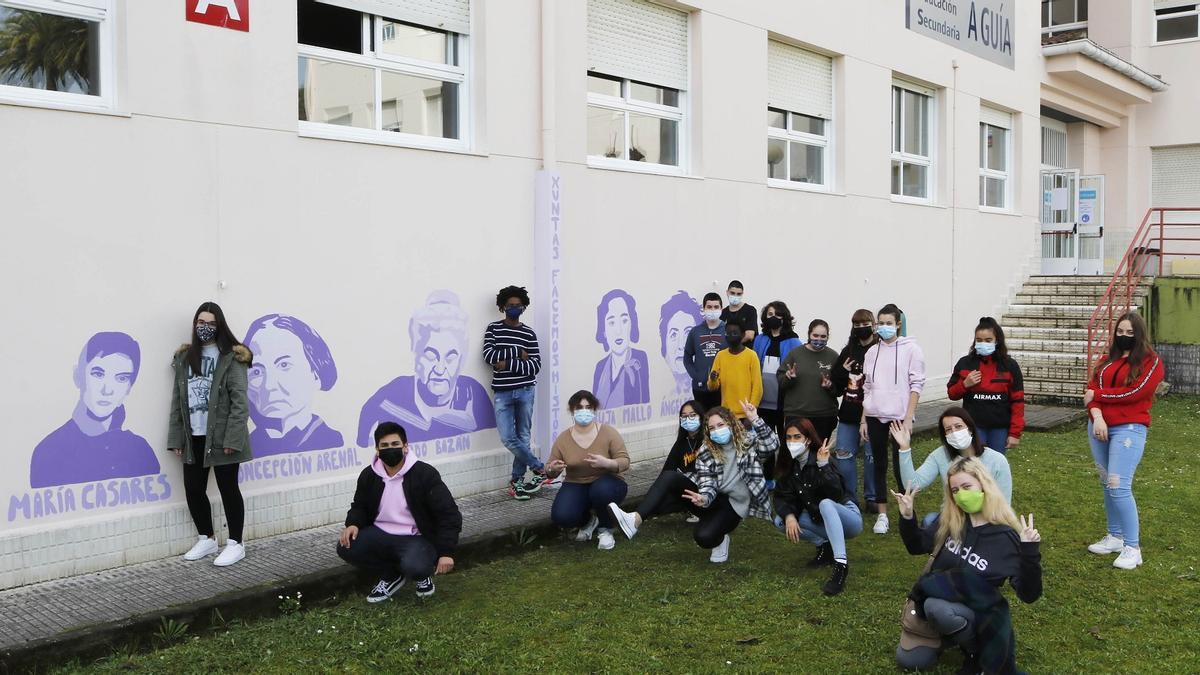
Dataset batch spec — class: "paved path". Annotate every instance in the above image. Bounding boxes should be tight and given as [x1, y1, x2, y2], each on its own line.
[0, 401, 1083, 665]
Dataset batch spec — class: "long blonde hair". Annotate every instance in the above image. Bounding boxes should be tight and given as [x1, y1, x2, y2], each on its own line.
[702, 407, 749, 464]
[935, 457, 1020, 548]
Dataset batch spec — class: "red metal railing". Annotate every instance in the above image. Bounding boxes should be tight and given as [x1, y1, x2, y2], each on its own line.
[1086, 207, 1200, 382]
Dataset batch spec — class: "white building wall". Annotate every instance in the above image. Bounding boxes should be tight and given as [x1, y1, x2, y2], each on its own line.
[0, 0, 1044, 588]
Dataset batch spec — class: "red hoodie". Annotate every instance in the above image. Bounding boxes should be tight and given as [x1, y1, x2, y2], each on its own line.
[1087, 354, 1165, 427]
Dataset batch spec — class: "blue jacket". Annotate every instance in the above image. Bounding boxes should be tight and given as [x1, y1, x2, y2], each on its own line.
[752, 334, 804, 365]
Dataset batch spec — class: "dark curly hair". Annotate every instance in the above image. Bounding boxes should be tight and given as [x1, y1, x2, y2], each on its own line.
[495, 285, 531, 310]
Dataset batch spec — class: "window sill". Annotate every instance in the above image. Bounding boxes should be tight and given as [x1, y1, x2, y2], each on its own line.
[0, 96, 128, 118]
[298, 122, 483, 156]
[585, 157, 697, 179]
[1152, 36, 1200, 46]
[766, 178, 838, 195]
[978, 205, 1020, 216]
[889, 195, 940, 207]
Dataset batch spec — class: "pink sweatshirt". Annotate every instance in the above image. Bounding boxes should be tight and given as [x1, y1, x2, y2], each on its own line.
[863, 337, 926, 422]
[372, 452, 421, 536]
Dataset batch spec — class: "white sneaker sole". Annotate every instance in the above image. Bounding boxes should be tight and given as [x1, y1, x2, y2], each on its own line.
[183, 544, 218, 561]
[1088, 545, 1123, 555]
[1113, 556, 1143, 570]
[608, 503, 638, 540]
[213, 549, 245, 567]
[598, 539, 615, 550]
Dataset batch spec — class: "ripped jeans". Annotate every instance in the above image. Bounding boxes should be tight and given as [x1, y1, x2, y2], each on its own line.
[1088, 421, 1147, 548]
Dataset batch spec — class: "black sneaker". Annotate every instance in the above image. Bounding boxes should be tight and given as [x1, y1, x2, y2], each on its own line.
[415, 577, 435, 598]
[367, 576, 405, 603]
[955, 651, 981, 675]
[822, 561, 848, 596]
[806, 542, 834, 568]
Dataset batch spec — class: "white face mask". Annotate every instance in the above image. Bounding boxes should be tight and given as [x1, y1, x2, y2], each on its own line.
[787, 441, 807, 459]
[703, 310, 721, 322]
[946, 429, 973, 451]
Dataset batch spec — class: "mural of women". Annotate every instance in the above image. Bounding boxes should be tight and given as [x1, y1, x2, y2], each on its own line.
[244, 314, 343, 456]
[357, 290, 496, 445]
[659, 290, 701, 396]
[30, 332, 159, 488]
[592, 289, 651, 407]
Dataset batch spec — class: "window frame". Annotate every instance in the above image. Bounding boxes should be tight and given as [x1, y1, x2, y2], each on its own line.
[766, 107, 832, 192]
[585, 72, 686, 176]
[890, 80, 936, 205]
[1041, 0, 1088, 34]
[0, 0, 116, 113]
[979, 120, 1013, 212]
[297, 9, 471, 152]
[1154, 4, 1200, 44]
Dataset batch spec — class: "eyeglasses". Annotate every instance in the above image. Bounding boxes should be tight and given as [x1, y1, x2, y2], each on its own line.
[378, 441, 405, 449]
[680, 414, 699, 421]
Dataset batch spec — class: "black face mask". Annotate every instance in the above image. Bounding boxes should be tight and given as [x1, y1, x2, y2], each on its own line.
[1114, 335, 1136, 352]
[379, 448, 405, 467]
[763, 316, 783, 331]
[852, 326, 873, 340]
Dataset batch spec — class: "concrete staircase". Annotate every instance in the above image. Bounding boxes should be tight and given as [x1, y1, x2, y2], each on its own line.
[1003, 275, 1152, 404]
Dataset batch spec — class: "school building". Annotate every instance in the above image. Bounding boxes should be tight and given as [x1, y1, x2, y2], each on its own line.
[1, 0, 1197, 589]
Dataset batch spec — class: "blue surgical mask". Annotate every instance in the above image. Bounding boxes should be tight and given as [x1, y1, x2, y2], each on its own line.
[573, 409, 595, 426]
[877, 325, 898, 340]
[703, 310, 721, 323]
[710, 426, 732, 445]
[728, 295, 743, 307]
[505, 306, 525, 319]
[680, 416, 701, 433]
[975, 341, 996, 357]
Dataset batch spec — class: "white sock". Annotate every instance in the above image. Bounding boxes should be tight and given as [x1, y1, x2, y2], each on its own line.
[834, 557, 847, 565]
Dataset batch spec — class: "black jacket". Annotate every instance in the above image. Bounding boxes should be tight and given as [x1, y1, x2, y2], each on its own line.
[831, 340, 873, 424]
[773, 455, 852, 523]
[899, 514, 1042, 604]
[345, 460, 463, 557]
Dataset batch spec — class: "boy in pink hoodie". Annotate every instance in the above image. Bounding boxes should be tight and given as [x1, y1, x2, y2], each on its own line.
[858, 303, 925, 534]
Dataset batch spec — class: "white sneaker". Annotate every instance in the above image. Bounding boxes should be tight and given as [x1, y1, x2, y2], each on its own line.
[873, 513, 890, 534]
[709, 535, 730, 564]
[575, 514, 600, 541]
[597, 528, 616, 550]
[685, 514, 699, 523]
[213, 540, 246, 567]
[1113, 546, 1143, 570]
[1088, 534, 1124, 555]
[183, 536, 218, 561]
[608, 503, 639, 540]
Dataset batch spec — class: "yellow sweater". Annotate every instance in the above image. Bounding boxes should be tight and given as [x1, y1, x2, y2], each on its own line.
[707, 348, 763, 417]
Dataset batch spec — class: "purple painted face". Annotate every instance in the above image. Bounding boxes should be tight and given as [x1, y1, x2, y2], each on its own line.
[664, 311, 693, 375]
[604, 297, 633, 356]
[80, 353, 135, 419]
[247, 326, 320, 419]
[415, 330, 463, 405]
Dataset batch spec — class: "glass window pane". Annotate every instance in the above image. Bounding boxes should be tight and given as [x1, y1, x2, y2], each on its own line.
[767, 108, 786, 129]
[587, 106, 624, 158]
[587, 73, 622, 97]
[791, 113, 825, 136]
[1078, 0, 1088, 21]
[298, 57, 375, 129]
[891, 160, 902, 195]
[630, 81, 679, 107]
[902, 162, 928, 198]
[378, 20, 452, 65]
[628, 113, 678, 165]
[380, 71, 459, 138]
[892, 87, 901, 152]
[985, 125, 1007, 171]
[767, 138, 787, 179]
[903, 90, 928, 156]
[984, 177, 1006, 207]
[0, 7, 100, 95]
[1051, 0, 1075, 25]
[1157, 15, 1198, 41]
[789, 142, 824, 184]
[1041, 0, 1050, 27]
[297, 0, 362, 53]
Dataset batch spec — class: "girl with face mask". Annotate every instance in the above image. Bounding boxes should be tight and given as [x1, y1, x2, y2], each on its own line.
[829, 309, 878, 510]
[773, 418, 862, 596]
[546, 390, 630, 551]
[947, 317, 1025, 455]
[893, 458, 1042, 674]
[891, 407, 1013, 527]
[1084, 312, 1164, 571]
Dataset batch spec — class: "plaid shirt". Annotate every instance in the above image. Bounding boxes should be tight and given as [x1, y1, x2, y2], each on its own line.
[694, 417, 779, 522]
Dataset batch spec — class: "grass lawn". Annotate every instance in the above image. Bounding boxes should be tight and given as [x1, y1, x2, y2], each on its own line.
[64, 396, 1200, 674]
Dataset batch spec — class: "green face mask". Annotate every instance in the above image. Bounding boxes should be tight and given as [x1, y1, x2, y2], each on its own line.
[953, 488, 985, 514]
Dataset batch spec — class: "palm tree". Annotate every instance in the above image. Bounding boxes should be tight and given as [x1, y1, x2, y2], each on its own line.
[0, 8, 93, 93]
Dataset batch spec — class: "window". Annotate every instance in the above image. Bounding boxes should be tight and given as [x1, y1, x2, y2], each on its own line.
[1041, 119, 1067, 169]
[1041, 0, 1088, 32]
[891, 81, 934, 201]
[1155, 3, 1199, 42]
[296, 0, 469, 149]
[766, 40, 833, 190]
[979, 107, 1013, 210]
[587, 0, 688, 172]
[0, 0, 114, 111]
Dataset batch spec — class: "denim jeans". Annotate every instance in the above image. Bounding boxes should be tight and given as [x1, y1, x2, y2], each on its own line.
[798, 499, 863, 561]
[335, 526, 437, 581]
[550, 475, 629, 529]
[494, 385, 540, 481]
[833, 421, 875, 504]
[977, 426, 1009, 455]
[1089, 421, 1147, 548]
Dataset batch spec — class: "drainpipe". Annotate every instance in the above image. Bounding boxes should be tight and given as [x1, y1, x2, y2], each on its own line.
[950, 59, 958, 372]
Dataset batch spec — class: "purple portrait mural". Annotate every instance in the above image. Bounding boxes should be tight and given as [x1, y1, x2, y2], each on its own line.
[592, 289, 651, 408]
[660, 290, 701, 396]
[244, 314, 344, 456]
[29, 332, 160, 488]
[357, 290, 496, 446]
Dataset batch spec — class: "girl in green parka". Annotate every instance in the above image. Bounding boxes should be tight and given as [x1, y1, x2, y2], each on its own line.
[168, 302, 253, 567]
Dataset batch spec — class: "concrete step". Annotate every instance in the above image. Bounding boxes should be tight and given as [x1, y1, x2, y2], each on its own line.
[1005, 304, 1138, 319]
[1007, 338, 1096, 354]
[1024, 275, 1152, 288]
[1005, 326, 1090, 340]
[1003, 315, 1095, 329]
[1023, 363, 1089, 381]
[1025, 390, 1086, 405]
[1024, 379, 1088, 400]
[1014, 293, 1104, 305]
[1009, 351, 1090, 368]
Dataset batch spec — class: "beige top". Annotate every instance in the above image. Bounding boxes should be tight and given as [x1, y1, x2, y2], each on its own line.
[549, 424, 630, 484]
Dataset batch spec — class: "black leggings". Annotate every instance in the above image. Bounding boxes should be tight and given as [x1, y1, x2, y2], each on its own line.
[637, 470, 698, 520]
[866, 417, 906, 506]
[183, 436, 245, 541]
[693, 494, 743, 549]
